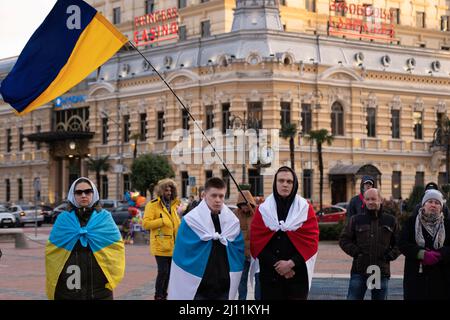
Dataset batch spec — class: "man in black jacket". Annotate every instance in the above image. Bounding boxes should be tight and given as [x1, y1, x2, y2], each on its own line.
[339, 188, 400, 300]
[347, 176, 375, 219]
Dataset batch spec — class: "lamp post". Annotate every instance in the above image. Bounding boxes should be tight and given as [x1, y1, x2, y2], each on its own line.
[230, 111, 249, 185]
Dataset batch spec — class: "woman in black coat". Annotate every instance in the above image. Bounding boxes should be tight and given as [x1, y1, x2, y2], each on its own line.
[399, 190, 450, 300]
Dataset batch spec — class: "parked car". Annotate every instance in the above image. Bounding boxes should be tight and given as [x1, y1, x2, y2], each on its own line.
[8, 204, 44, 227]
[0, 209, 16, 228]
[316, 205, 346, 224]
[334, 202, 349, 210]
[110, 205, 133, 230]
[100, 199, 122, 210]
[50, 201, 70, 223]
[40, 205, 54, 224]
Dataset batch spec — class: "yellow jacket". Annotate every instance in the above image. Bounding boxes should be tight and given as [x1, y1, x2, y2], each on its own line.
[143, 197, 181, 257]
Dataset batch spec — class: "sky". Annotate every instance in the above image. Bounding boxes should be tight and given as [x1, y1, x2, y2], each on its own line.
[0, 0, 57, 60]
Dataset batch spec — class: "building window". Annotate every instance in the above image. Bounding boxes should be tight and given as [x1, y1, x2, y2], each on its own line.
[113, 7, 121, 25]
[123, 115, 130, 143]
[222, 103, 230, 134]
[392, 171, 401, 199]
[280, 102, 291, 128]
[200, 0, 209, 3]
[335, 0, 346, 17]
[248, 101, 263, 130]
[413, 111, 423, 140]
[157, 112, 164, 140]
[438, 172, 448, 187]
[441, 16, 449, 31]
[18, 127, 24, 151]
[305, 0, 316, 12]
[145, 0, 154, 14]
[415, 171, 425, 187]
[331, 102, 344, 136]
[6, 129, 12, 152]
[102, 118, 108, 145]
[101, 175, 108, 199]
[205, 170, 213, 180]
[178, 0, 186, 9]
[123, 174, 131, 192]
[205, 105, 214, 130]
[201, 20, 210, 38]
[391, 110, 400, 139]
[249, 169, 263, 196]
[303, 169, 312, 199]
[301, 104, 312, 134]
[18, 178, 23, 201]
[36, 125, 41, 150]
[221, 170, 230, 199]
[5, 179, 10, 202]
[178, 25, 186, 41]
[390, 8, 400, 24]
[416, 11, 425, 28]
[181, 171, 189, 198]
[182, 110, 190, 131]
[367, 108, 376, 137]
[140, 113, 147, 141]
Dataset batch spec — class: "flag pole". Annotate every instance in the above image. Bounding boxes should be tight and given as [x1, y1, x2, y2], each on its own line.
[127, 41, 251, 206]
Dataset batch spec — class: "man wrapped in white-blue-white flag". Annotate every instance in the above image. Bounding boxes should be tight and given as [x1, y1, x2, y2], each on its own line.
[168, 177, 245, 300]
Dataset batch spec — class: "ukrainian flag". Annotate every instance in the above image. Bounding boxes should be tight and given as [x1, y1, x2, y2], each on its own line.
[0, 0, 128, 115]
[45, 209, 125, 300]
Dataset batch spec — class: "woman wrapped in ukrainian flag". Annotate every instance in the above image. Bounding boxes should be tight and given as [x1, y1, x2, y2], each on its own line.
[45, 177, 125, 300]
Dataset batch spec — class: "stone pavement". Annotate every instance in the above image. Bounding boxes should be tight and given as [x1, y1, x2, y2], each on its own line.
[0, 227, 405, 300]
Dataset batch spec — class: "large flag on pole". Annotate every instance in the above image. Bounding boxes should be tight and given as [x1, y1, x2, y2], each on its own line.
[0, 0, 128, 115]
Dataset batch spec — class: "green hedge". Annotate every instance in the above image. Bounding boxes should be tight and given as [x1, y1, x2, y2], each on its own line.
[319, 221, 345, 241]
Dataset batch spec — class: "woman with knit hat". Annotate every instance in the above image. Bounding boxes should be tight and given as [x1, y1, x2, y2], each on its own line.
[399, 189, 450, 299]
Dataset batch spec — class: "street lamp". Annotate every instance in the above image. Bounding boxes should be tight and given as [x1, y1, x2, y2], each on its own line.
[230, 112, 248, 185]
[229, 111, 261, 186]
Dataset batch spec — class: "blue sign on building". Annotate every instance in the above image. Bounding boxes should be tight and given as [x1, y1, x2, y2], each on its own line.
[54, 95, 86, 109]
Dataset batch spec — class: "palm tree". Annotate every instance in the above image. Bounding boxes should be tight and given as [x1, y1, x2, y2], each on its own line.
[305, 129, 334, 211]
[86, 156, 110, 189]
[280, 123, 298, 171]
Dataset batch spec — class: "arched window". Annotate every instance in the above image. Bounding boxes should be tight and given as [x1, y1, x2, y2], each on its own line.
[331, 102, 344, 136]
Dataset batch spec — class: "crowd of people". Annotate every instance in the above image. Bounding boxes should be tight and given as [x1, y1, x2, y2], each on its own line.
[43, 169, 450, 300]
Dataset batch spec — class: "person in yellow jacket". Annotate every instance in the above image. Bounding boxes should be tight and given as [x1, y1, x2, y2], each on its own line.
[143, 178, 181, 300]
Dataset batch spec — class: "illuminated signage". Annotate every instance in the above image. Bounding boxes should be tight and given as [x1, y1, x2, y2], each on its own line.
[328, 1, 395, 42]
[133, 8, 178, 46]
[54, 95, 86, 109]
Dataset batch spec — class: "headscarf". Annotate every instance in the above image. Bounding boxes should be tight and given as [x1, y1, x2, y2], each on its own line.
[67, 177, 100, 208]
[273, 166, 299, 221]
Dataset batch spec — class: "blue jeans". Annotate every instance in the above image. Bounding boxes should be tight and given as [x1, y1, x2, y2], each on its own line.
[347, 273, 389, 300]
[238, 258, 261, 300]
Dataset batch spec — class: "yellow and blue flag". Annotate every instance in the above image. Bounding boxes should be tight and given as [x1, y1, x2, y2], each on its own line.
[0, 0, 128, 115]
[45, 209, 125, 300]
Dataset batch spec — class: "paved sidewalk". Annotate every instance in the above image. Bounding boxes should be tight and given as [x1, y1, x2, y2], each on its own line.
[0, 228, 405, 300]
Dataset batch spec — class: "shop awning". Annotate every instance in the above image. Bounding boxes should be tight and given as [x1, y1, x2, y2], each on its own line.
[26, 131, 94, 143]
[328, 164, 382, 177]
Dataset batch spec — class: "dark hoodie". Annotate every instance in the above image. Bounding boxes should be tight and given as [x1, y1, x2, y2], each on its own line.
[347, 175, 375, 219]
[257, 167, 308, 297]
